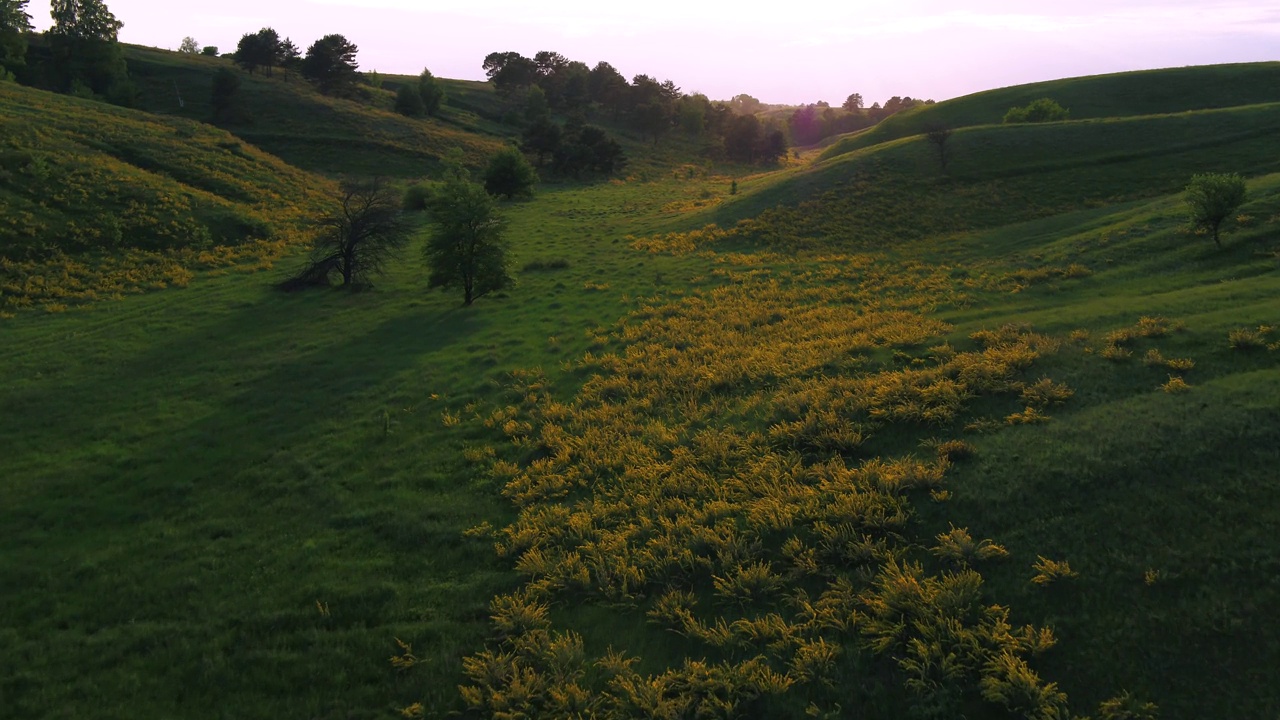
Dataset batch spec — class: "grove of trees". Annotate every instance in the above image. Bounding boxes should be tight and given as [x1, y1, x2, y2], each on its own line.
[0, 0, 32, 80]
[301, 33, 360, 96]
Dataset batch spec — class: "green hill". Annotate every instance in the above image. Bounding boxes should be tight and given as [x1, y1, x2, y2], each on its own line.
[4, 56, 1280, 720]
[124, 46, 511, 177]
[0, 80, 334, 313]
[691, 100, 1280, 252]
[822, 62, 1280, 160]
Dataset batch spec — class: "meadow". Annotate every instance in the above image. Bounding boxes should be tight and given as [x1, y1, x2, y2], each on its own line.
[2, 57, 1279, 719]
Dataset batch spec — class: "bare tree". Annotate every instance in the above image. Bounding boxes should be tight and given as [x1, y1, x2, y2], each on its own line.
[925, 123, 953, 172]
[280, 179, 412, 290]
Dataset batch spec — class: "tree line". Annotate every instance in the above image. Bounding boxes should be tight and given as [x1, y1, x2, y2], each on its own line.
[481, 50, 789, 167]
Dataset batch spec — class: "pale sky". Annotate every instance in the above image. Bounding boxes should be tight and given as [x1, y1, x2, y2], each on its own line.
[26, 1, 1280, 105]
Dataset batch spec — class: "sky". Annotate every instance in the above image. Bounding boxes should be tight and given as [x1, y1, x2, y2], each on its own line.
[25, 0, 1280, 105]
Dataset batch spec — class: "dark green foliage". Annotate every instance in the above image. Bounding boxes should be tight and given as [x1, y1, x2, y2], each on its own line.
[1003, 97, 1070, 124]
[925, 123, 953, 171]
[523, 84, 549, 123]
[394, 83, 425, 117]
[483, 146, 538, 199]
[233, 28, 282, 76]
[521, 116, 561, 166]
[482, 50, 537, 96]
[44, 0, 130, 100]
[424, 175, 512, 306]
[402, 181, 433, 211]
[301, 33, 359, 96]
[723, 114, 788, 165]
[283, 178, 411, 289]
[210, 67, 241, 123]
[843, 92, 864, 111]
[419, 68, 444, 116]
[1, 0, 32, 79]
[553, 122, 626, 177]
[200, 45, 217, 56]
[1185, 172, 1247, 246]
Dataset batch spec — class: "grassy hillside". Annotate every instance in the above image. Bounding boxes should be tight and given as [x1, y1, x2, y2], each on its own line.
[0, 80, 333, 314]
[4, 58, 1280, 720]
[685, 101, 1280, 253]
[822, 62, 1280, 160]
[125, 46, 510, 177]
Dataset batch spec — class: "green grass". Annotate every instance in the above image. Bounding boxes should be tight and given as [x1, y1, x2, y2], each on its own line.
[125, 46, 511, 177]
[4, 58, 1280, 720]
[821, 61, 1280, 160]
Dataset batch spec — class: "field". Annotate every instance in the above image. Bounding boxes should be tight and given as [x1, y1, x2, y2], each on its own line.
[2, 58, 1280, 719]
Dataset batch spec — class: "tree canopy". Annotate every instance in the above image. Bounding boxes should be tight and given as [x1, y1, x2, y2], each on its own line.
[233, 28, 283, 75]
[0, 0, 33, 78]
[49, 0, 120, 41]
[424, 175, 513, 306]
[302, 33, 359, 95]
[1185, 173, 1247, 247]
[483, 146, 538, 200]
[281, 179, 411, 290]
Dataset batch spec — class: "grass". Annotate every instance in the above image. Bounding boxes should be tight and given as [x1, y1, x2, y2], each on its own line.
[124, 46, 511, 177]
[4, 60, 1280, 719]
[821, 61, 1280, 160]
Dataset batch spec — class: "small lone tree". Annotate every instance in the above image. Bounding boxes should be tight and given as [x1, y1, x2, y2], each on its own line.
[424, 175, 513, 306]
[925, 123, 953, 172]
[419, 68, 445, 116]
[1185, 173, 1247, 247]
[483, 146, 538, 199]
[301, 33, 359, 95]
[178, 36, 199, 54]
[281, 178, 411, 290]
[394, 83, 425, 117]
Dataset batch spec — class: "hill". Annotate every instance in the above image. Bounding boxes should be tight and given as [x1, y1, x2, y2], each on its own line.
[3, 57, 1279, 720]
[0, 80, 334, 314]
[124, 45, 511, 177]
[821, 62, 1280, 160]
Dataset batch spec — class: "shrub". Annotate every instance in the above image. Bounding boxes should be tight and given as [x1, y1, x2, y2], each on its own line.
[402, 182, 433, 211]
[1186, 173, 1247, 247]
[483, 146, 538, 200]
[1003, 98, 1069, 124]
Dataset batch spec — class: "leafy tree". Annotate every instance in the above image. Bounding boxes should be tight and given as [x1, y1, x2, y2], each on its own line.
[210, 66, 241, 122]
[50, 0, 121, 41]
[925, 123, 953, 172]
[278, 37, 301, 75]
[47, 0, 129, 99]
[588, 60, 628, 116]
[178, 36, 199, 54]
[418, 67, 444, 115]
[282, 178, 411, 289]
[842, 92, 864, 111]
[789, 104, 822, 146]
[301, 34, 359, 95]
[524, 84, 549, 123]
[482, 51, 536, 96]
[233, 28, 281, 75]
[484, 146, 538, 199]
[0, 0, 33, 80]
[724, 113, 763, 163]
[1003, 98, 1069, 124]
[394, 83, 425, 117]
[201, 45, 217, 56]
[424, 175, 513, 306]
[729, 93, 762, 115]
[1185, 173, 1247, 247]
[521, 115, 561, 167]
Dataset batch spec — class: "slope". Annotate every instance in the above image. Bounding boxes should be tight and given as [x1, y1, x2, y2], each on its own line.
[124, 46, 510, 177]
[822, 62, 1280, 160]
[0, 80, 334, 313]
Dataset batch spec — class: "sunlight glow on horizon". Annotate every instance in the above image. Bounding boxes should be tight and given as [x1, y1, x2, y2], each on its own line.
[23, 0, 1280, 105]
